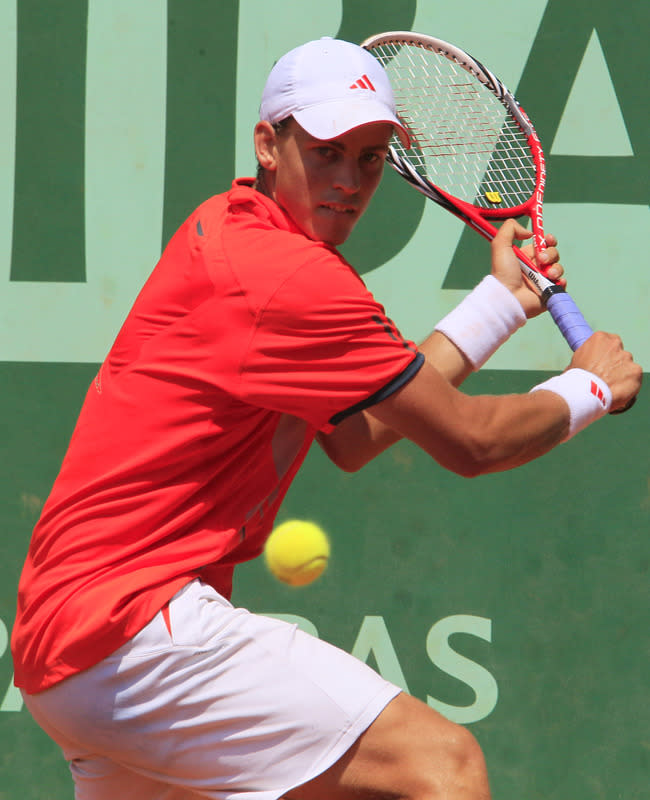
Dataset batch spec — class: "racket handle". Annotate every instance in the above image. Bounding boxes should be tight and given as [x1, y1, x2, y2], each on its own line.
[545, 288, 637, 414]
[544, 289, 594, 352]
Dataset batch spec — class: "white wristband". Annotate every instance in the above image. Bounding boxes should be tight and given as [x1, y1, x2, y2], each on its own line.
[530, 368, 612, 440]
[434, 275, 526, 370]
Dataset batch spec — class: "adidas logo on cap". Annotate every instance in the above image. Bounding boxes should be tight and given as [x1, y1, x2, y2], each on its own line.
[349, 74, 376, 91]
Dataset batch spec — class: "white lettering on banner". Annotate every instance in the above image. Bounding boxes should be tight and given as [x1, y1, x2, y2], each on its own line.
[0, 618, 22, 712]
[350, 616, 410, 693]
[0, 618, 7, 665]
[0, 678, 22, 712]
[551, 29, 634, 157]
[0, 0, 167, 363]
[426, 615, 498, 725]
[0, 612, 496, 719]
[1, 2, 647, 368]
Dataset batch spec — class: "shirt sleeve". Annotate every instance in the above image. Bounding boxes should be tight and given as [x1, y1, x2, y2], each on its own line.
[238, 249, 422, 432]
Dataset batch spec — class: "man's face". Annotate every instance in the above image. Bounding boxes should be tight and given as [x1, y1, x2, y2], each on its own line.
[264, 119, 393, 246]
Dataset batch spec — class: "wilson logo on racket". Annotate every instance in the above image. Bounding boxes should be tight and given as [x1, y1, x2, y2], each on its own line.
[590, 380, 608, 408]
[349, 74, 376, 91]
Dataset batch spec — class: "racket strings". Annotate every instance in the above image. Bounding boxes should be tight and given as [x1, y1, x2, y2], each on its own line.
[370, 42, 536, 208]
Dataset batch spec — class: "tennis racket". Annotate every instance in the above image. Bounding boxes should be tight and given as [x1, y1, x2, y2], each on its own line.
[361, 31, 593, 352]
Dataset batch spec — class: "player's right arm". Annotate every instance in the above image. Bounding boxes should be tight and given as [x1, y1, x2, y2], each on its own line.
[371, 335, 640, 476]
[319, 331, 640, 476]
[318, 358, 568, 477]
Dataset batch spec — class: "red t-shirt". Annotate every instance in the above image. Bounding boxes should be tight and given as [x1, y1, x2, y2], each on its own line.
[12, 179, 423, 693]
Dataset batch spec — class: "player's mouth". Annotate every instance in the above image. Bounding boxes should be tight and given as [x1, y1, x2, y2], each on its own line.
[319, 202, 358, 215]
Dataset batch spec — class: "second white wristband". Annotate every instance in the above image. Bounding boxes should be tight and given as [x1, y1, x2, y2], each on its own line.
[530, 368, 612, 440]
[434, 275, 526, 370]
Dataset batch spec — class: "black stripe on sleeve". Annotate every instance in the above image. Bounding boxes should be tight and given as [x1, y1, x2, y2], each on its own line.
[328, 352, 425, 426]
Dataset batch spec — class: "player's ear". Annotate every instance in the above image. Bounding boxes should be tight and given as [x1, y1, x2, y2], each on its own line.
[254, 121, 279, 172]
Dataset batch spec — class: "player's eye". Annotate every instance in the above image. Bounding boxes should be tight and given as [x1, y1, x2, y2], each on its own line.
[362, 151, 385, 166]
[315, 146, 338, 160]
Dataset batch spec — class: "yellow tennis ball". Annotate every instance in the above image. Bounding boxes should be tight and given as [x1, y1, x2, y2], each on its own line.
[264, 519, 330, 587]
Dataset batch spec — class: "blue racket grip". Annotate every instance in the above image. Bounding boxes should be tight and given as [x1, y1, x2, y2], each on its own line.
[545, 289, 593, 352]
[546, 289, 636, 413]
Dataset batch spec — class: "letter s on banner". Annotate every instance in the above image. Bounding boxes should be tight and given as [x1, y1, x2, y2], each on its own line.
[425, 615, 498, 724]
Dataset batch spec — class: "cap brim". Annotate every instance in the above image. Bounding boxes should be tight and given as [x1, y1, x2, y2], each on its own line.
[294, 99, 411, 148]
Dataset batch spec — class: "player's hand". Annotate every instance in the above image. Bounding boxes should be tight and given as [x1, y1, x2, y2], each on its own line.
[569, 331, 643, 412]
[490, 219, 565, 319]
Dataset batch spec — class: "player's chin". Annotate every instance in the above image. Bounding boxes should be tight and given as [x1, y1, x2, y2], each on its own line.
[322, 229, 355, 246]
[313, 210, 360, 246]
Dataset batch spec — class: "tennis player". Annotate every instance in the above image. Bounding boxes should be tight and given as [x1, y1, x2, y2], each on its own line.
[12, 37, 641, 800]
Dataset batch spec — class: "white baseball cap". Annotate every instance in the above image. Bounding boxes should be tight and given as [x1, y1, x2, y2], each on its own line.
[259, 37, 410, 148]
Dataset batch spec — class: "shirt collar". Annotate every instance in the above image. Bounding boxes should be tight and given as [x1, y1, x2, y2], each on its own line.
[227, 178, 304, 237]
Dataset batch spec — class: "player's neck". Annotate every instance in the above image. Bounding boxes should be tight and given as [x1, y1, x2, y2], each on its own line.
[253, 169, 274, 200]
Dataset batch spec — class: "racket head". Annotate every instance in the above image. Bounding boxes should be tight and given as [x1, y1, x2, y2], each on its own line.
[361, 31, 545, 224]
[361, 32, 597, 354]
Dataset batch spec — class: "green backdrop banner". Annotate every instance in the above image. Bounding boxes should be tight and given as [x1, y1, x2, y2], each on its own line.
[1, 2, 648, 798]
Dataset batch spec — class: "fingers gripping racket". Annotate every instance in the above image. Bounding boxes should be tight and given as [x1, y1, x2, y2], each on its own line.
[361, 31, 593, 352]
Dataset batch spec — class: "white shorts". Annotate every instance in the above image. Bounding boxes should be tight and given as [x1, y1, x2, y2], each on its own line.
[23, 579, 401, 800]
